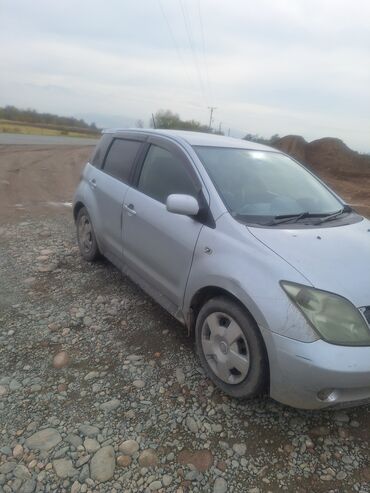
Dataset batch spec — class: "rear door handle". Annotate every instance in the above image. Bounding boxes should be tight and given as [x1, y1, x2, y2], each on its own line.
[123, 203, 136, 215]
[89, 178, 97, 189]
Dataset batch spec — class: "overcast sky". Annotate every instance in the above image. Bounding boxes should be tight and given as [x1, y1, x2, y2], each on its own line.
[1, 0, 369, 151]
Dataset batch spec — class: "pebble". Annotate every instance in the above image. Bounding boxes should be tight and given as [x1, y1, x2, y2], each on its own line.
[186, 416, 199, 433]
[84, 438, 100, 453]
[90, 446, 115, 482]
[149, 480, 162, 490]
[213, 477, 228, 493]
[119, 439, 139, 456]
[19, 479, 36, 493]
[52, 351, 70, 369]
[53, 458, 77, 478]
[133, 379, 145, 388]
[117, 455, 132, 467]
[100, 399, 120, 412]
[233, 443, 247, 456]
[138, 449, 159, 468]
[79, 424, 99, 437]
[0, 385, 8, 396]
[13, 444, 24, 458]
[25, 428, 62, 451]
[175, 367, 186, 384]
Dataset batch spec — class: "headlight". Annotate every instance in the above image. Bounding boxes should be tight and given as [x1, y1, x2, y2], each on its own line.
[281, 282, 370, 346]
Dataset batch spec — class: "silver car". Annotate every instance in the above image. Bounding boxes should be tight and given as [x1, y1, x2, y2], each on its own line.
[73, 129, 370, 409]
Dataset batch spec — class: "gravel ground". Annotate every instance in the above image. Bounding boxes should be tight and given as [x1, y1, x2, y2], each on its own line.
[1, 213, 370, 493]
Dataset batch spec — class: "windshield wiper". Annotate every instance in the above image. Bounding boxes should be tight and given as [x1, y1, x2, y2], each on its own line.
[267, 212, 317, 226]
[313, 205, 352, 225]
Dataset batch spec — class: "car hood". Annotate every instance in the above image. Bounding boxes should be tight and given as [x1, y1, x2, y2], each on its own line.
[249, 218, 370, 307]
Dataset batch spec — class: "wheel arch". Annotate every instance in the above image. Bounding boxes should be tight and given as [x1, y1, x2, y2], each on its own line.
[73, 201, 85, 222]
[189, 284, 270, 393]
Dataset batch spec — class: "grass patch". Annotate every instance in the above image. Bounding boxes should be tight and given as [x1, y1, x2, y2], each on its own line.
[0, 120, 99, 139]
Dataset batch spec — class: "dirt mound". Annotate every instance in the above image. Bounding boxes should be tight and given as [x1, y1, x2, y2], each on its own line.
[273, 136, 370, 215]
[273, 136, 370, 177]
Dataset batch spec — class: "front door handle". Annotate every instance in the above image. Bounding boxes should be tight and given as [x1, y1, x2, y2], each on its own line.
[89, 178, 97, 189]
[123, 203, 136, 215]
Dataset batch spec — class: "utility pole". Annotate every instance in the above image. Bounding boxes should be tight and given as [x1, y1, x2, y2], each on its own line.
[218, 122, 222, 134]
[208, 106, 217, 130]
[228, 128, 230, 136]
[151, 113, 156, 129]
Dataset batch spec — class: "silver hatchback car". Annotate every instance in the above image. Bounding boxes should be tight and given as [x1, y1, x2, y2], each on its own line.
[73, 129, 370, 409]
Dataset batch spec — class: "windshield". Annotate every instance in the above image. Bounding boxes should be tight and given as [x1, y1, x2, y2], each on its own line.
[194, 146, 343, 225]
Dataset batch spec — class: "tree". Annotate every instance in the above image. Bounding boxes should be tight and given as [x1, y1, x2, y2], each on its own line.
[150, 109, 222, 134]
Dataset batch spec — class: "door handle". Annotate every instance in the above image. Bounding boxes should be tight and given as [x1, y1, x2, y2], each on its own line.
[89, 178, 97, 189]
[123, 203, 136, 215]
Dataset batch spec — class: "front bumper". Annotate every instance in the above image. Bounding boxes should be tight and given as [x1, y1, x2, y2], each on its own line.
[262, 328, 370, 409]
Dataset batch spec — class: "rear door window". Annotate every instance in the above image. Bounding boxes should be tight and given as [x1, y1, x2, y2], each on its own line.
[103, 139, 142, 183]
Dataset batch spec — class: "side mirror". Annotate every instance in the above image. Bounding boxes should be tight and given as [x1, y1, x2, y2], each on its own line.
[166, 194, 200, 216]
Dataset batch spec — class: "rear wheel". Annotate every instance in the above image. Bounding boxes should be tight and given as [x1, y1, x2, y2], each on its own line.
[195, 296, 268, 398]
[76, 207, 100, 261]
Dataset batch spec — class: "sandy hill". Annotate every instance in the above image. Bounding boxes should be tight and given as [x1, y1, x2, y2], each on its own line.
[272, 136, 370, 216]
[273, 135, 370, 178]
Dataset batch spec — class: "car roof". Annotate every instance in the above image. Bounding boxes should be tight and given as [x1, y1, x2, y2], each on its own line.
[102, 128, 275, 152]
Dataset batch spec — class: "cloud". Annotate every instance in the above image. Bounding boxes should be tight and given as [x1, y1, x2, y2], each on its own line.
[0, 0, 369, 151]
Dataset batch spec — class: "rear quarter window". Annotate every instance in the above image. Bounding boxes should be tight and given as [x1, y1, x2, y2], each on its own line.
[90, 134, 112, 168]
[102, 138, 142, 183]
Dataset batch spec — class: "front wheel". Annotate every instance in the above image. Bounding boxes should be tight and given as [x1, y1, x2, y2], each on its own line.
[76, 207, 100, 261]
[195, 296, 268, 399]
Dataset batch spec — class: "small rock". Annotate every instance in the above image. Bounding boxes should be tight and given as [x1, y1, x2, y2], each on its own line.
[79, 424, 99, 437]
[66, 433, 83, 448]
[13, 444, 24, 458]
[53, 458, 77, 478]
[14, 464, 31, 479]
[133, 380, 145, 388]
[186, 417, 198, 434]
[84, 371, 99, 381]
[19, 479, 36, 493]
[71, 481, 81, 493]
[175, 368, 185, 384]
[25, 428, 62, 451]
[0, 462, 16, 474]
[213, 477, 227, 493]
[138, 449, 158, 468]
[0, 385, 7, 396]
[162, 474, 172, 486]
[76, 455, 91, 468]
[336, 471, 347, 480]
[233, 443, 246, 456]
[84, 438, 100, 453]
[334, 412, 350, 423]
[117, 455, 132, 467]
[52, 351, 70, 369]
[100, 399, 120, 412]
[119, 439, 139, 456]
[90, 446, 115, 482]
[149, 480, 162, 491]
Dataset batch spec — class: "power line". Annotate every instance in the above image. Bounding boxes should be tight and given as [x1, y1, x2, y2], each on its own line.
[178, 0, 208, 106]
[157, 0, 196, 96]
[197, 0, 213, 105]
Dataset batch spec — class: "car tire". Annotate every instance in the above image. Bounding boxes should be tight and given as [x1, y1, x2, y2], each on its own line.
[76, 206, 101, 262]
[195, 296, 268, 399]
